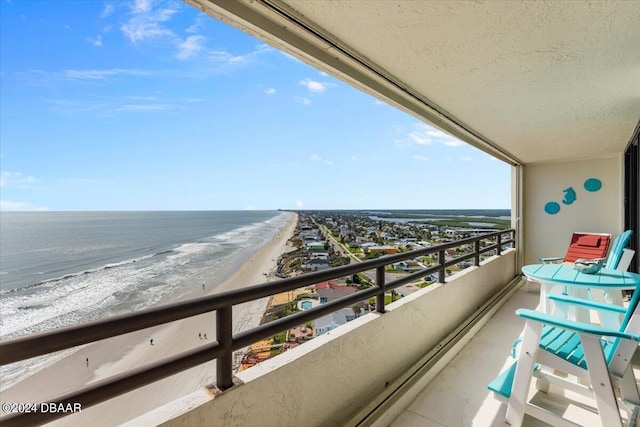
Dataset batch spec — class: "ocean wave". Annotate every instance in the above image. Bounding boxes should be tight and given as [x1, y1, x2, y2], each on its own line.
[0, 211, 291, 387]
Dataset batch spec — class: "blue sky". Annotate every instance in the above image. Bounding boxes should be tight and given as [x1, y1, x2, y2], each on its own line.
[0, 0, 510, 211]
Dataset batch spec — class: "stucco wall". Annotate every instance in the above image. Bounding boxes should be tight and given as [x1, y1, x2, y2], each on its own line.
[156, 250, 516, 427]
[522, 155, 624, 265]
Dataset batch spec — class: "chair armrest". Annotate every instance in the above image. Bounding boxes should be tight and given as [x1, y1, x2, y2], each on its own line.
[539, 257, 564, 263]
[515, 308, 640, 341]
[547, 294, 627, 314]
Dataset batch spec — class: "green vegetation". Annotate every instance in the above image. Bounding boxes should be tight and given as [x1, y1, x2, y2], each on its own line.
[419, 218, 510, 229]
[364, 252, 383, 260]
[368, 294, 397, 306]
[418, 280, 436, 288]
[272, 331, 287, 344]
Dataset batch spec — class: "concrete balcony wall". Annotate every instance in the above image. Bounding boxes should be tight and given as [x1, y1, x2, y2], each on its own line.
[523, 155, 624, 265]
[156, 249, 516, 427]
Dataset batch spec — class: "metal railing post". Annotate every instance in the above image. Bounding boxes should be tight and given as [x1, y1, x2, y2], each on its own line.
[497, 233, 503, 255]
[376, 266, 386, 313]
[474, 240, 481, 266]
[216, 306, 233, 390]
[438, 250, 446, 283]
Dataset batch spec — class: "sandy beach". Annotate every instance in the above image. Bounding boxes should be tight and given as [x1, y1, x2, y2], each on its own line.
[1, 212, 298, 426]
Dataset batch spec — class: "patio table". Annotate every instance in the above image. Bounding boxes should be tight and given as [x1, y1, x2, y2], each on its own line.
[522, 263, 640, 322]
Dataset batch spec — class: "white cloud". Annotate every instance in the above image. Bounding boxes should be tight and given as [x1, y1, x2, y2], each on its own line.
[296, 199, 304, 208]
[59, 178, 99, 184]
[186, 15, 206, 33]
[442, 139, 464, 147]
[100, 4, 114, 19]
[408, 130, 432, 145]
[87, 35, 103, 47]
[132, 0, 152, 14]
[0, 171, 41, 189]
[299, 78, 326, 94]
[64, 24, 71, 30]
[206, 44, 272, 66]
[427, 129, 463, 147]
[265, 87, 276, 95]
[62, 68, 151, 81]
[296, 97, 311, 105]
[413, 155, 430, 162]
[0, 200, 49, 211]
[310, 154, 333, 165]
[117, 104, 172, 112]
[461, 156, 473, 162]
[401, 123, 465, 148]
[176, 35, 204, 59]
[120, 0, 177, 43]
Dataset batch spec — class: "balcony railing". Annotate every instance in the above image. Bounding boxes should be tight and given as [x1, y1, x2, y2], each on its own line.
[0, 229, 515, 426]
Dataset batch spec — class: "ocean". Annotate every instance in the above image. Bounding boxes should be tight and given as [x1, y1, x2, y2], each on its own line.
[0, 211, 292, 389]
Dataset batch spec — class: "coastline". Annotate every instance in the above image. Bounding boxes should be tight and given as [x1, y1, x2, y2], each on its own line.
[1, 212, 298, 426]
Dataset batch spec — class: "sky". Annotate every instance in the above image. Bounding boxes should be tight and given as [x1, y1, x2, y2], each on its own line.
[0, 0, 511, 211]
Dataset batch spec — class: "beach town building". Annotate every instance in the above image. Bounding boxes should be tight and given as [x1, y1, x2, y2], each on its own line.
[314, 280, 358, 303]
[315, 308, 357, 335]
[2, 1, 639, 426]
[304, 257, 330, 272]
[366, 245, 398, 255]
[314, 281, 359, 334]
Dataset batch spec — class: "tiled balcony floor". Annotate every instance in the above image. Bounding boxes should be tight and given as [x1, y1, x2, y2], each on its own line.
[390, 280, 640, 427]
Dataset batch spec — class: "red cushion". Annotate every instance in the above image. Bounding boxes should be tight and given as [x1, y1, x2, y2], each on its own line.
[576, 235, 601, 247]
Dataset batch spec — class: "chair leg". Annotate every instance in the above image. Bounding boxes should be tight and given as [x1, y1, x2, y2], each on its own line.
[619, 364, 640, 406]
[534, 376, 550, 393]
[507, 321, 542, 426]
[581, 334, 624, 427]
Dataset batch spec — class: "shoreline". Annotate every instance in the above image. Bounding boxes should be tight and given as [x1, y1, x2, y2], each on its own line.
[1, 212, 298, 426]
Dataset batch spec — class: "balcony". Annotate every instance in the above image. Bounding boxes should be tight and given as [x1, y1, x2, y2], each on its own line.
[1, 0, 637, 426]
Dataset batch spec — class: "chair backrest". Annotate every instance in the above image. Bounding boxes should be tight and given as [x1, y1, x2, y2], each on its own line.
[616, 249, 635, 272]
[563, 232, 611, 263]
[604, 230, 633, 270]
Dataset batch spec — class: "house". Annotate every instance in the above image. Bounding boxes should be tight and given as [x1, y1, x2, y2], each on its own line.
[390, 260, 424, 272]
[315, 308, 356, 335]
[366, 245, 397, 255]
[305, 241, 326, 250]
[315, 281, 358, 303]
[305, 258, 330, 272]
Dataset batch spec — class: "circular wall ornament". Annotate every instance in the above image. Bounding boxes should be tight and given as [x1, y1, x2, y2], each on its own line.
[584, 178, 602, 192]
[544, 202, 561, 215]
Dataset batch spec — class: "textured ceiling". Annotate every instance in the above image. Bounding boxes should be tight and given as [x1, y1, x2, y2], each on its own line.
[194, 0, 640, 164]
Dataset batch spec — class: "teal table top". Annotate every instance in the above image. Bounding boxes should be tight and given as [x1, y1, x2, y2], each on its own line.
[522, 264, 640, 289]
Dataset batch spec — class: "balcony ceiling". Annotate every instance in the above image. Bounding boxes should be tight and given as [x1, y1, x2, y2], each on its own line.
[193, 0, 640, 165]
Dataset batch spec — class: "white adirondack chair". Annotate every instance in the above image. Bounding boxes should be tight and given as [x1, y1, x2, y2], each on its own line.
[505, 286, 640, 426]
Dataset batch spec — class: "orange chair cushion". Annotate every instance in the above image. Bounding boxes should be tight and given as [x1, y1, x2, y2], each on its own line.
[564, 233, 611, 263]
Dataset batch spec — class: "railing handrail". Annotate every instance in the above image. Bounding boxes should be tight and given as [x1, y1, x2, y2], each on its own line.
[0, 229, 515, 427]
